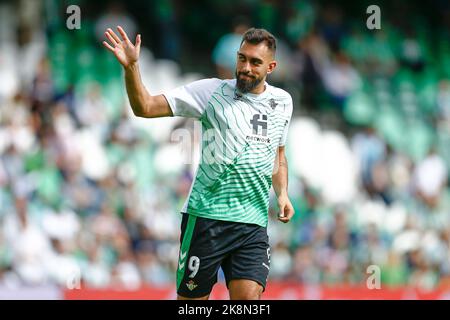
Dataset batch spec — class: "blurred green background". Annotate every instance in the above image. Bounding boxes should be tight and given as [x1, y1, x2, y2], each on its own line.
[1, 0, 450, 298]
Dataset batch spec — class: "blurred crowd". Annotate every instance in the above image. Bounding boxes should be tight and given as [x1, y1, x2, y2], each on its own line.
[1, 0, 450, 292]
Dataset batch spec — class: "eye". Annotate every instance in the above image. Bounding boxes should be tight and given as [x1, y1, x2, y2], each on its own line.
[251, 59, 262, 66]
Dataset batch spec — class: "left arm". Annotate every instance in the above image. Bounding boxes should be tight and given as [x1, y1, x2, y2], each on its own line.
[272, 146, 295, 223]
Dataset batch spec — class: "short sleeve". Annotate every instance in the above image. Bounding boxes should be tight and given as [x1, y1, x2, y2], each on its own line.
[163, 78, 222, 119]
[279, 95, 293, 147]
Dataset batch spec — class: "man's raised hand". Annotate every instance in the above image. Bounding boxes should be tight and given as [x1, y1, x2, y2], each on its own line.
[103, 26, 141, 68]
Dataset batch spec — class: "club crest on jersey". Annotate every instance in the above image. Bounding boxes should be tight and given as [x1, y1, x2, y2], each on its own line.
[186, 280, 198, 291]
[269, 98, 278, 110]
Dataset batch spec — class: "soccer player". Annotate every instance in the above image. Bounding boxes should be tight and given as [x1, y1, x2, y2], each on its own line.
[103, 26, 295, 300]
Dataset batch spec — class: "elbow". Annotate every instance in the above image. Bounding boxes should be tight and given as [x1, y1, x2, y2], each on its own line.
[130, 100, 150, 118]
[132, 108, 145, 118]
[136, 96, 156, 118]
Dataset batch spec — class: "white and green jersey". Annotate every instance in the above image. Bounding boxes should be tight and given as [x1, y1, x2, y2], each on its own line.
[164, 78, 293, 227]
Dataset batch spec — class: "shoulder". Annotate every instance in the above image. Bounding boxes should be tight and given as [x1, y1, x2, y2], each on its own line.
[178, 78, 225, 101]
[186, 78, 224, 91]
[268, 85, 293, 114]
[212, 79, 237, 96]
[222, 78, 237, 89]
[268, 85, 293, 103]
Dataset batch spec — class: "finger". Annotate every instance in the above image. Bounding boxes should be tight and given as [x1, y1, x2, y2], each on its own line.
[277, 203, 286, 215]
[278, 216, 290, 223]
[279, 212, 292, 222]
[285, 207, 295, 219]
[105, 31, 118, 46]
[107, 28, 121, 44]
[277, 210, 287, 222]
[117, 26, 130, 43]
[102, 41, 115, 53]
[279, 207, 294, 223]
[135, 34, 141, 50]
[277, 211, 285, 220]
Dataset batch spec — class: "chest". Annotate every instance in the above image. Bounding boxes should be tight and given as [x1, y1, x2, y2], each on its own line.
[203, 95, 287, 140]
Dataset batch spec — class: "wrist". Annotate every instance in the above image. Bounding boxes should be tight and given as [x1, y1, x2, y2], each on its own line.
[276, 190, 288, 199]
[124, 61, 139, 72]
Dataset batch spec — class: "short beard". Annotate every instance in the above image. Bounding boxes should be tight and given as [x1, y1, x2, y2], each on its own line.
[235, 71, 263, 93]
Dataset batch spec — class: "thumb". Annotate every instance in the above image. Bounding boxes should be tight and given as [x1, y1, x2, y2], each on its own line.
[135, 34, 141, 53]
[277, 202, 286, 218]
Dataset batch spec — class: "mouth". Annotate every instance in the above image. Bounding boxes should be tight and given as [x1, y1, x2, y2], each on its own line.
[239, 74, 254, 80]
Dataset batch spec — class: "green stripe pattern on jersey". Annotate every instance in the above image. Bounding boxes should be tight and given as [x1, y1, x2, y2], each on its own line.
[177, 215, 197, 290]
[184, 81, 292, 228]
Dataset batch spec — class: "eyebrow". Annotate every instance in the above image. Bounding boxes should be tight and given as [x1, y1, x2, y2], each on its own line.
[238, 52, 263, 64]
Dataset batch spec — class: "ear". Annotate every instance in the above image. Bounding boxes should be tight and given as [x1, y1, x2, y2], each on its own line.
[267, 60, 277, 74]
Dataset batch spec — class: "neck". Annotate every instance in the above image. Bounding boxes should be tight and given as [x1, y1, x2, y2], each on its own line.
[249, 82, 266, 94]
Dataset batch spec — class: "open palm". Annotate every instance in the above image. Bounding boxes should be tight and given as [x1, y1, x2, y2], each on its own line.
[103, 26, 141, 68]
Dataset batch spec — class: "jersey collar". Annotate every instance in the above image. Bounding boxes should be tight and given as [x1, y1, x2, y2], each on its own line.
[233, 80, 270, 101]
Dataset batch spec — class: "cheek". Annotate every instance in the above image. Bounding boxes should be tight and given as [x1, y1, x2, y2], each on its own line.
[256, 65, 269, 76]
[237, 60, 248, 68]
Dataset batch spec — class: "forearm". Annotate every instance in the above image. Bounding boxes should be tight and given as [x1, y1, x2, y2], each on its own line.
[124, 62, 152, 117]
[272, 157, 288, 198]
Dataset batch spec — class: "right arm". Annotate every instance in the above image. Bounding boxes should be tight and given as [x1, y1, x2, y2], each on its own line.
[123, 62, 172, 118]
[103, 26, 172, 118]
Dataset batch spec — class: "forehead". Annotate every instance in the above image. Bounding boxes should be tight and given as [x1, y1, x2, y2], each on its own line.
[238, 41, 273, 61]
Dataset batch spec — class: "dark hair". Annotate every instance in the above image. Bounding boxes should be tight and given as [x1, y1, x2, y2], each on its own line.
[240, 28, 277, 53]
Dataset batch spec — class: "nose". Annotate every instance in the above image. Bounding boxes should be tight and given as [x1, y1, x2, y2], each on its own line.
[240, 61, 251, 74]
